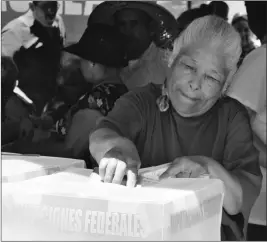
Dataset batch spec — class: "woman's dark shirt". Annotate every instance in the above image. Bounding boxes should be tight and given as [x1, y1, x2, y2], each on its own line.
[95, 84, 262, 241]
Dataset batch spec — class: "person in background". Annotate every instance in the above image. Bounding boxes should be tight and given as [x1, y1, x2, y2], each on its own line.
[209, 1, 229, 20]
[176, 6, 210, 36]
[32, 52, 89, 135]
[199, 3, 209, 10]
[1, 56, 34, 146]
[232, 15, 256, 66]
[227, 1, 267, 168]
[57, 51, 89, 106]
[89, 16, 262, 240]
[34, 23, 129, 166]
[2, 1, 66, 120]
[88, 1, 179, 90]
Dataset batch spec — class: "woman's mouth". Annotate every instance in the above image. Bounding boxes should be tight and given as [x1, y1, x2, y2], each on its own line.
[179, 90, 199, 102]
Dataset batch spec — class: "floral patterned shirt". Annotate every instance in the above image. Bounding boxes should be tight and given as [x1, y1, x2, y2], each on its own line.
[56, 82, 128, 137]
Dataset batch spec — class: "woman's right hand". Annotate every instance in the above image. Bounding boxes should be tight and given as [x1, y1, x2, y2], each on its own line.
[99, 147, 140, 188]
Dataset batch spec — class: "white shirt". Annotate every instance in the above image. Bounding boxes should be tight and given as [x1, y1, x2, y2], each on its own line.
[227, 44, 266, 166]
[227, 45, 266, 114]
[2, 10, 66, 57]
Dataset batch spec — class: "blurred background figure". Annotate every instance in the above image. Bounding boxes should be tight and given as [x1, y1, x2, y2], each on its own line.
[227, 1, 267, 168]
[88, 1, 179, 90]
[2, 1, 66, 121]
[232, 14, 256, 66]
[176, 5, 210, 36]
[1, 56, 34, 146]
[245, 1, 267, 45]
[209, 1, 229, 20]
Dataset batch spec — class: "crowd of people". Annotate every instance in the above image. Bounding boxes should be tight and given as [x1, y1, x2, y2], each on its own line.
[1, 1, 266, 240]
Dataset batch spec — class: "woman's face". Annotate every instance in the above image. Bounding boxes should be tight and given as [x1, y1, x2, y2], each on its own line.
[167, 43, 226, 117]
[80, 59, 105, 84]
[233, 20, 251, 47]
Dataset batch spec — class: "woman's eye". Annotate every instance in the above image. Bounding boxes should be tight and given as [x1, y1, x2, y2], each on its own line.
[183, 63, 195, 71]
[206, 75, 219, 83]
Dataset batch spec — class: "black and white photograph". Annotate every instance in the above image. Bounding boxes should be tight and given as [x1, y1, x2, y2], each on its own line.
[1, 1, 266, 241]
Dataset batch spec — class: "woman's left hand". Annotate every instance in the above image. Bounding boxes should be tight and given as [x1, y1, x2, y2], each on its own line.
[160, 156, 244, 215]
[160, 156, 214, 179]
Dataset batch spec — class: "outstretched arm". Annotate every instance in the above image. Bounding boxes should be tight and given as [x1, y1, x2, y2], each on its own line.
[89, 90, 145, 186]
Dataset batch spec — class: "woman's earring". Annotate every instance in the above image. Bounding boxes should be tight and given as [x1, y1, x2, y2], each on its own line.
[157, 84, 170, 112]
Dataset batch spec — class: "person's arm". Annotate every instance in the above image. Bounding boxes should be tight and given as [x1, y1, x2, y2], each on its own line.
[210, 104, 262, 226]
[89, 91, 144, 164]
[244, 107, 266, 167]
[252, 109, 266, 145]
[1, 21, 28, 57]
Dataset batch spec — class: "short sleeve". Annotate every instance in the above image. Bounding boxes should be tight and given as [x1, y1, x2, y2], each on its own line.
[1, 20, 29, 57]
[95, 89, 146, 143]
[223, 102, 262, 237]
[227, 46, 266, 114]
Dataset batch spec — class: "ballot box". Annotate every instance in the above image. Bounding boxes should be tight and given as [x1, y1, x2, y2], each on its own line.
[1, 153, 85, 183]
[2, 166, 224, 241]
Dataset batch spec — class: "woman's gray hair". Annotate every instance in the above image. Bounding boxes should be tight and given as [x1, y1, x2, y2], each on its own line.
[168, 15, 241, 89]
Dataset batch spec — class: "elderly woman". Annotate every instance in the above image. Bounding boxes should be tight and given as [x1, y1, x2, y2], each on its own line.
[89, 16, 262, 240]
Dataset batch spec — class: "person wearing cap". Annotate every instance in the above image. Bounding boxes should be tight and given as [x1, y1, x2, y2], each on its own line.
[88, 1, 179, 90]
[232, 15, 256, 66]
[227, 1, 267, 168]
[2, 1, 66, 120]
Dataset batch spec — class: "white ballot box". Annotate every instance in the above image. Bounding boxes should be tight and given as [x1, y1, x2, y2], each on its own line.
[2, 167, 224, 241]
[1, 153, 85, 183]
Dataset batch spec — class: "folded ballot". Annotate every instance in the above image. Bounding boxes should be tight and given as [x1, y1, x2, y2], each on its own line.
[2, 167, 224, 241]
[1, 153, 85, 183]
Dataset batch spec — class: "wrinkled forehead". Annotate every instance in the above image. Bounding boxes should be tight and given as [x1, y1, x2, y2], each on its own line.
[114, 8, 151, 25]
[179, 43, 226, 75]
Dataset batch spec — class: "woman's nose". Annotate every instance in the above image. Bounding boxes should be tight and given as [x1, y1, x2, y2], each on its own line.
[189, 76, 201, 91]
